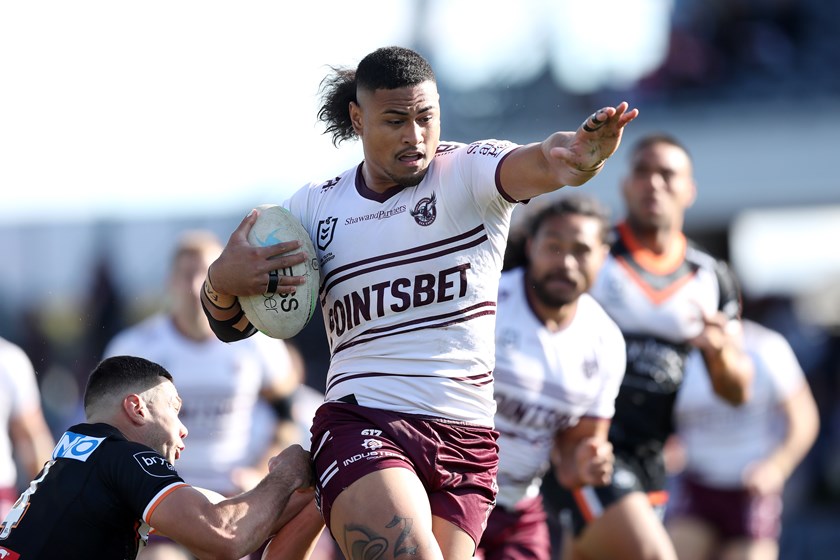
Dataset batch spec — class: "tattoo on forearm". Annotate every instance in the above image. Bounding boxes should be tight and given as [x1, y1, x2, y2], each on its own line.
[343, 515, 418, 559]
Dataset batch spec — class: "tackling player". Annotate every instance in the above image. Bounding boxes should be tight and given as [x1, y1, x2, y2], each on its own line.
[0, 356, 317, 560]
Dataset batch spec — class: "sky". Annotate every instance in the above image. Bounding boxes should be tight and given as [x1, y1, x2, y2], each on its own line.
[0, 0, 669, 224]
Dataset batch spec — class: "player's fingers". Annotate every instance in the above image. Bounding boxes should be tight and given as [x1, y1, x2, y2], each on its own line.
[581, 106, 616, 133]
[229, 208, 260, 243]
[618, 104, 640, 127]
[259, 239, 304, 259]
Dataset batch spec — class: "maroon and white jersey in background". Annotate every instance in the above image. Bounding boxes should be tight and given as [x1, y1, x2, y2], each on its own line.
[675, 319, 807, 487]
[493, 269, 626, 509]
[285, 140, 520, 426]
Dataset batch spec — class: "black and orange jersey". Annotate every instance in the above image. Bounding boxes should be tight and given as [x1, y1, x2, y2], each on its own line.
[590, 223, 740, 491]
[0, 423, 186, 560]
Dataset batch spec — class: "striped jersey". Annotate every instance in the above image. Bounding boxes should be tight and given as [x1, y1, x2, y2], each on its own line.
[493, 268, 626, 508]
[284, 140, 520, 426]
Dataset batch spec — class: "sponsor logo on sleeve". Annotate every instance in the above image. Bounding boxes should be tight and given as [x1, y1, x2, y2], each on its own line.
[134, 452, 178, 478]
[0, 546, 21, 559]
[52, 431, 106, 462]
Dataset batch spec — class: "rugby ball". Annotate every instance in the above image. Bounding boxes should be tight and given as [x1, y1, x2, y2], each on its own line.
[239, 204, 319, 339]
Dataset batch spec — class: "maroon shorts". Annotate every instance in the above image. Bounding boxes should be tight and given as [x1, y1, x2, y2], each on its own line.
[309, 402, 499, 547]
[476, 495, 550, 560]
[668, 475, 782, 540]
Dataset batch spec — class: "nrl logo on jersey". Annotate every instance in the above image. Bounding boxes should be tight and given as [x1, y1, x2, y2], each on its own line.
[410, 192, 437, 226]
[317, 217, 338, 250]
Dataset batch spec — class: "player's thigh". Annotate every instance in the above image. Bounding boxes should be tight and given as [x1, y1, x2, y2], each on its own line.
[431, 515, 481, 560]
[719, 538, 779, 560]
[574, 491, 677, 560]
[262, 499, 326, 560]
[330, 467, 443, 560]
[666, 516, 718, 560]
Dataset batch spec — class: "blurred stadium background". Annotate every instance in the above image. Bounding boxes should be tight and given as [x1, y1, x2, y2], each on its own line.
[2, 2, 839, 557]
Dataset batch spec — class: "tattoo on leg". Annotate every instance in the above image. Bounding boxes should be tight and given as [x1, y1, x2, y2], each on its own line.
[387, 515, 418, 556]
[342, 515, 419, 559]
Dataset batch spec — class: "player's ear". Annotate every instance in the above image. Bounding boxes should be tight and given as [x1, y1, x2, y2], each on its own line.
[349, 101, 363, 135]
[123, 393, 147, 424]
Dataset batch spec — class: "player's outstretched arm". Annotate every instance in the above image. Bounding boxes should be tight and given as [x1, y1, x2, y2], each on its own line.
[500, 102, 639, 201]
[149, 444, 317, 560]
[200, 209, 308, 342]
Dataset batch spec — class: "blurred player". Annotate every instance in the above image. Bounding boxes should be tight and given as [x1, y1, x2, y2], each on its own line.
[0, 355, 316, 560]
[0, 336, 54, 518]
[103, 230, 322, 559]
[544, 133, 754, 560]
[201, 46, 638, 559]
[475, 195, 625, 560]
[666, 319, 819, 560]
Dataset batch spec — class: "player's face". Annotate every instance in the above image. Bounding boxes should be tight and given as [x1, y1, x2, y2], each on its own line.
[621, 142, 696, 231]
[143, 381, 187, 464]
[525, 213, 608, 308]
[168, 249, 218, 322]
[351, 81, 441, 192]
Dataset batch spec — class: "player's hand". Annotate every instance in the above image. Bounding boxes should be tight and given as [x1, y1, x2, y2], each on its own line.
[209, 209, 307, 297]
[743, 458, 786, 496]
[575, 437, 614, 486]
[269, 444, 315, 491]
[688, 310, 731, 354]
[543, 102, 639, 186]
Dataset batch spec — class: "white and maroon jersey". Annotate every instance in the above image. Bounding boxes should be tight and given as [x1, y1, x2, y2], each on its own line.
[674, 320, 806, 488]
[0, 338, 42, 489]
[492, 269, 626, 509]
[104, 315, 294, 494]
[284, 140, 521, 426]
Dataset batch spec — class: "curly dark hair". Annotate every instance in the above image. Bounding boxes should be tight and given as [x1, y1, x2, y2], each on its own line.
[503, 194, 612, 270]
[317, 46, 436, 146]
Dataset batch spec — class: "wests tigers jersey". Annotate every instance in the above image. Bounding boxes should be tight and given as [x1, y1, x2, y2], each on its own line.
[0, 423, 186, 560]
[284, 140, 520, 426]
[590, 223, 740, 489]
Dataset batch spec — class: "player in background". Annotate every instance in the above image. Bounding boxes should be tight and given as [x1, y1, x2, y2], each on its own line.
[103, 230, 324, 559]
[665, 319, 819, 560]
[543, 133, 754, 560]
[475, 195, 625, 560]
[0, 355, 317, 560]
[201, 46, 638, 560]
[0, 337, 54, 518]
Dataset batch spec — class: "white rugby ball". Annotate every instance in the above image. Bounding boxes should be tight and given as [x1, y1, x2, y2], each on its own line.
[239, 204, 319, 339]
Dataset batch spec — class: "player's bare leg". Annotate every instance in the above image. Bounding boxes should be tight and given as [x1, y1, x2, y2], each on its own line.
[567, 492, 677, 560]
[667, 516, 717, 560]
[262, 495, 325, 560]
[719, 538, 779, 560]
[330, 468, 446, 560]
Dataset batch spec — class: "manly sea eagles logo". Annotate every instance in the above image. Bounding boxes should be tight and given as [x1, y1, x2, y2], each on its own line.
[317, 217, 338, 250]
[410, 192, 437, 226]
